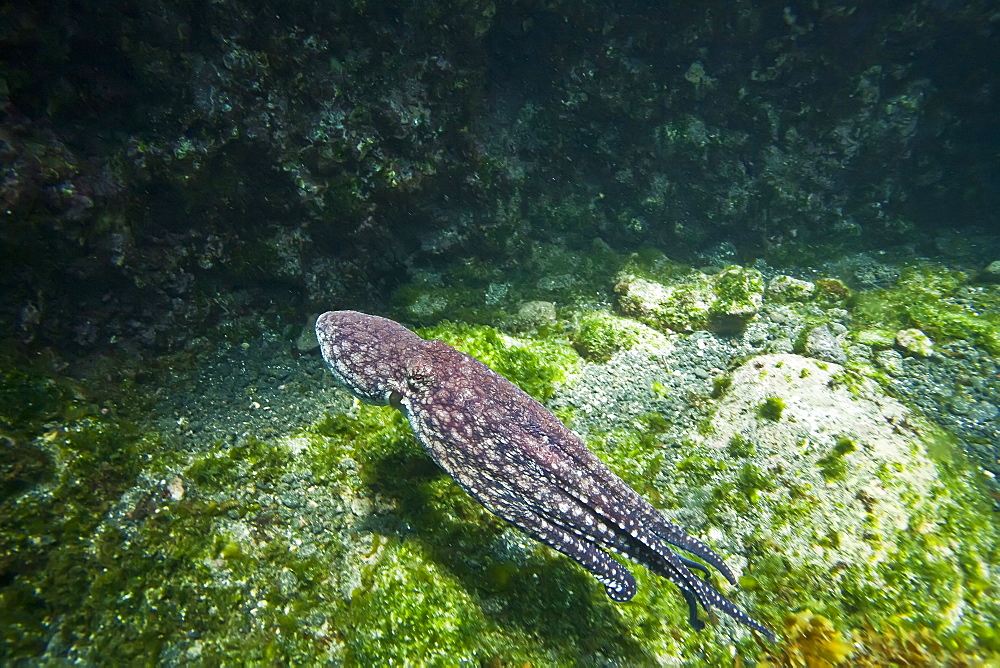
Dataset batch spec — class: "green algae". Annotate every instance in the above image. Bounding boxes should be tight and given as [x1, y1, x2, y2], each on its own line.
[187, 434, 295, 492]
[0, 361, 166, 660]
[3, 296, 999, 665]
[852, 262, 1000, 355]
[53, 424, 357, 664]
[727, 434, 756, 458]
[757, 396, 786, 421]
[817, 437, 858, 482]
[584, 429, 668, 502]
[344, 540, 501, 664]
[711, 373, 733, 398]
[310, 407, 415, 483]
[572, 310, 666, 362]
[417, 322, 579, 402]
[341, 532, 667, 665]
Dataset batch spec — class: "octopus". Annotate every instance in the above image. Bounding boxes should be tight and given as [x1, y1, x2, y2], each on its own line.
[316, 310, 776, 641]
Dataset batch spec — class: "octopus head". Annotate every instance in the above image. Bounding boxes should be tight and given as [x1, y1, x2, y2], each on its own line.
[315, 310, 421, 406]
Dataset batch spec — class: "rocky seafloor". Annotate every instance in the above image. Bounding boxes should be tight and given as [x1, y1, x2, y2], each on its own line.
[2, 242, 998, 665]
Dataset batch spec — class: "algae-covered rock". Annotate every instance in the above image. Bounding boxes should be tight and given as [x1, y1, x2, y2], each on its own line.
[873, 349, 906, 376]
[813, 278, 852, 304]
[895, 327, 934, 357]
[515, 300, 557, 331]
[615, 265, 764, 334]
[615, 273, 714, 332]
[980, 260, 1000, 283]
[571, 311, 669, 362]
[766, 275, 816, 302]
[709, 267, 766, 333]
[852, 263, 1000, 356]
[853, 329, 897, 349]
[683, 353, 999, 663]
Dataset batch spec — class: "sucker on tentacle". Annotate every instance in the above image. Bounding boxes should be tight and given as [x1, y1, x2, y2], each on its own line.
[316, 310, 776, 642]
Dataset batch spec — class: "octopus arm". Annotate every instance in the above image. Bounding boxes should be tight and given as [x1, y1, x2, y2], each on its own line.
[526, 423, 738, 584]
[493, 493, 639, 602]
[427, 444, 640, 601]
[612, 525, 777, 642]
[522, 481, 775, 641]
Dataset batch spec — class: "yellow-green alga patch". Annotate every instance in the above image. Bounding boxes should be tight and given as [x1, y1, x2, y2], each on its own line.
[571, 310, 669, 362]
[417, 321, 580, 402]
[852, 262, 1000, 355]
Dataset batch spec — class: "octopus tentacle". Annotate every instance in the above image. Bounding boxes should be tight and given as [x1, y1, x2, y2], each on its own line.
[647, 522, 738, 585]
[528, 424, 741, 587]
[506, 506, 638, 602]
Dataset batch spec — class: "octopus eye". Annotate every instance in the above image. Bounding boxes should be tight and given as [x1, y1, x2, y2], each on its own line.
[404, 357, 436, 394]
[407, 372, 432, 393]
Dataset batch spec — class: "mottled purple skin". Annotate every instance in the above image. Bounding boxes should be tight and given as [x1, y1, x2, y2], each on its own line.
[316, 310, 775, 641]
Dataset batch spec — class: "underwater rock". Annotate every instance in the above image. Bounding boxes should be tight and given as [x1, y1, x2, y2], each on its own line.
[980, 260, 1000, 283]
[515, 300, 557, 330]
[709, 267, 765, 333]
[571, 311, 669, 362]
[691, 352, 997, 637]
[803, 324, 847, 365]
[615, 273, 714, 332]
[295, 314, 321, 351]
[766, 275, 816, 302]
[895, 328, 934, 357]
[874, 349, 906, 376]
[615, 266, 763, 334]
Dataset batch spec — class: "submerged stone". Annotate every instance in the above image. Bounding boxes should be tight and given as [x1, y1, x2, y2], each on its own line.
[895, 328, 934, 357]
[803, 324, 847, 364]
[687, 353, 998, 662]
[615, 265, 764, 334]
